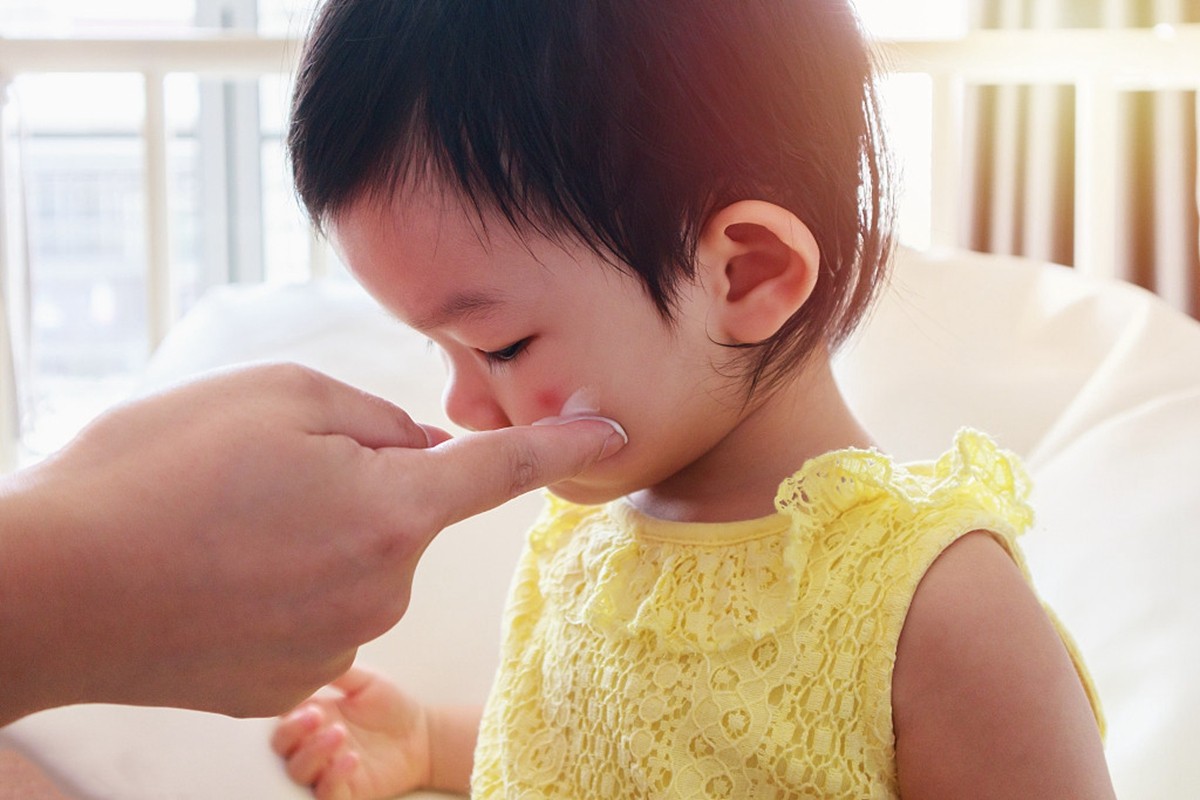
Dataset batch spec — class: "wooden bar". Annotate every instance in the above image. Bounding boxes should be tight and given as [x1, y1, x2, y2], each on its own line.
[0, 35, 299, 77]
[883, 26, 1200, 87]
[0, 28, 1195, 89]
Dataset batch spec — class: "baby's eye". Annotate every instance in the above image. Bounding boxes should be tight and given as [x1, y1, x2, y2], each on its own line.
[481, 337, 530, 365]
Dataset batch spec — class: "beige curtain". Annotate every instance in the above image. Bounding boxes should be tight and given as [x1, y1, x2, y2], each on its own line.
[963, 0, 1200, 318]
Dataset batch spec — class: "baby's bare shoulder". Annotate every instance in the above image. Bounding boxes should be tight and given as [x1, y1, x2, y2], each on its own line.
[891, 531, 1113, 799]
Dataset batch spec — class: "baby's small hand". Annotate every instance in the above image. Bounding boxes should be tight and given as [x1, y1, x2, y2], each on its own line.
[271, 665, 431, 800]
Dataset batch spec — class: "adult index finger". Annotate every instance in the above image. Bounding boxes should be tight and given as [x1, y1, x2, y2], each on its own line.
[416, 418, 626, 529]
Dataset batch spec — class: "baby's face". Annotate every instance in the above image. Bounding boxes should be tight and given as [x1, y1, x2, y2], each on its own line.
[334, 181, 749, 505]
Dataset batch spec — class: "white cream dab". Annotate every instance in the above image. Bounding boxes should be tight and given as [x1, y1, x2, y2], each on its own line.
[558, 387, 628, 443]
[560, 387, 600, 416]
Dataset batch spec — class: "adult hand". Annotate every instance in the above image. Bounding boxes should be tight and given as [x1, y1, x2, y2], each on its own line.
[0, 363, 624, 726]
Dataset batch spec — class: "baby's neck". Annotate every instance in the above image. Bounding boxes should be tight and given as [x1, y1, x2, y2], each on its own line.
[628, 355, 875, 523]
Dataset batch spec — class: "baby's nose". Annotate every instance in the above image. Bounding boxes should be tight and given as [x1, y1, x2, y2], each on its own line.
[441, 365, 510, 432]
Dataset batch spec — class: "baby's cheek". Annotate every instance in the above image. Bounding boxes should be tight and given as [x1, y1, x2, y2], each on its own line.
[533, 388, 566, 418]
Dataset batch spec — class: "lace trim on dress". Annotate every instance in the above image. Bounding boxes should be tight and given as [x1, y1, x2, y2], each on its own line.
[533, 429, 1033, 654]
[775, 428, 1034, 534]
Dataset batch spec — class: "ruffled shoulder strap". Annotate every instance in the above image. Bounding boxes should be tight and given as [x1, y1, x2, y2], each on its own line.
[774, 428, 1034, 544]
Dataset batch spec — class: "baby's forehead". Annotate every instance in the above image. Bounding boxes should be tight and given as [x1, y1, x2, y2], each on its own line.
[362, 178, 529, 245]
[338, 186, 608, 290]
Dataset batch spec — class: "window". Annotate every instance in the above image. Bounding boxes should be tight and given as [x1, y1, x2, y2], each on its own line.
[1, 0, 325, 463]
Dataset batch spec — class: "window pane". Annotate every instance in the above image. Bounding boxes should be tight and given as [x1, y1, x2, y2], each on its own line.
[259, 73, 336, 283]
[15, 74, 146, 454]
[10, 73, 203, 457]
[257, 0, 314, 36]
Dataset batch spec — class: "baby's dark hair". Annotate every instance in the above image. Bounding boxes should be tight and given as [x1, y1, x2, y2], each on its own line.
[289, 0, 894, 392]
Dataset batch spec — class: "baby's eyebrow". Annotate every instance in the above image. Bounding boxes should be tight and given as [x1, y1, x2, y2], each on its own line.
[413, 290, 507, 331]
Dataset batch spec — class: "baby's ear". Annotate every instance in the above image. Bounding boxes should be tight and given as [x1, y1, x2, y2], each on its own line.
[696, 200, 820, 345]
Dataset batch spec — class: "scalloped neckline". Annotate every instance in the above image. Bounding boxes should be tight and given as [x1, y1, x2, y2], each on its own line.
[605, 498, 790, 545]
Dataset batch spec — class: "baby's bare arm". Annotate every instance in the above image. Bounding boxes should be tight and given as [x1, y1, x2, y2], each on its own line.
[425, 706, 483, 795]
[892, 531, 1114, 799]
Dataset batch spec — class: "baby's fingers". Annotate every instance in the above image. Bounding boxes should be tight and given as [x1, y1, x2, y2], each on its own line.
[271, 705, 323, 758]
[284, 722, 349, 787]
[314, 750, 360, 800]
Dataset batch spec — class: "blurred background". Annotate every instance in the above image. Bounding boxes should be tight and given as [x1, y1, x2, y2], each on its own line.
[0, 0, 1197, 466]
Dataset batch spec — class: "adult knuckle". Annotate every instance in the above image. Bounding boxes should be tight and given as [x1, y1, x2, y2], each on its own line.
[506, 442, 541, 496]
[246, 362, 321, 404]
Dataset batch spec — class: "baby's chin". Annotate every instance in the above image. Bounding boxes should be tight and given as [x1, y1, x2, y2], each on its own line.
[543, 462, 659, 506]
[543, 479, 628, 507]
[545, 448, 699, 506]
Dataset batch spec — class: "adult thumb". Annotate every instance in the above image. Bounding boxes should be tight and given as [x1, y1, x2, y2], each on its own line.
[418, 417, 626, 528]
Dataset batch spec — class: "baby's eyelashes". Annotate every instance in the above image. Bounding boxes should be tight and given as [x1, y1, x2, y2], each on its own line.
[481, 337, 532, 366]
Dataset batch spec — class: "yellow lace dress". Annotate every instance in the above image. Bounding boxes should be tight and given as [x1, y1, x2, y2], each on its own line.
[471, 430, 1103, 798]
